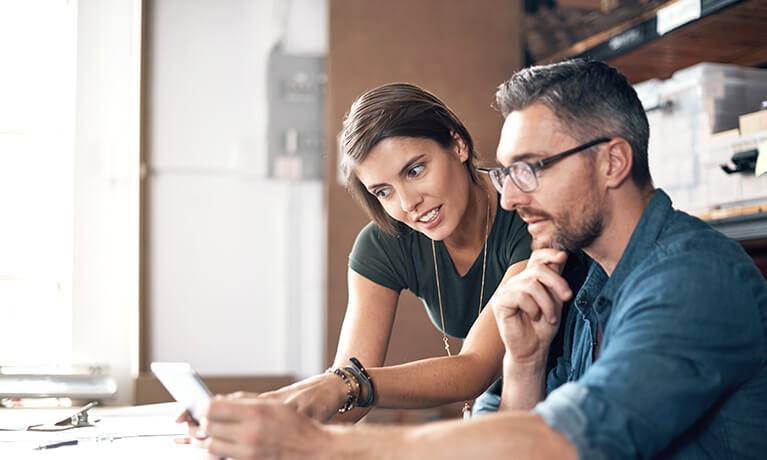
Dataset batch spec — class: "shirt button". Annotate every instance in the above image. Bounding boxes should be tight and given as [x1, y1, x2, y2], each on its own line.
[578, 298, 587, 306]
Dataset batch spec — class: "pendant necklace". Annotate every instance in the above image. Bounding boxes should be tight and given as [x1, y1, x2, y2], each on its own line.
[431, 188, 491, 420]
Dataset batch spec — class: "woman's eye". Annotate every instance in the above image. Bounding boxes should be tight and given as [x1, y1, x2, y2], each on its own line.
[408, 164, 424, 177]
[375, 188, 391, 199]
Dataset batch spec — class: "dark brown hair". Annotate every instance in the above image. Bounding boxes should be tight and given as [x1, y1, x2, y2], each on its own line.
[340, 83, 478, 235]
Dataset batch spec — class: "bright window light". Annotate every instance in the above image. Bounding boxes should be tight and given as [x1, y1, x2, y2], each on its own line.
[0, 0, 77, 368]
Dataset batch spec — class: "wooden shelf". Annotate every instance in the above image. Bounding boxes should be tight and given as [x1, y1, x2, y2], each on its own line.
[706, 210, 767, 241]
[697, 202, 767, 241]
[537, 0, 767, 83]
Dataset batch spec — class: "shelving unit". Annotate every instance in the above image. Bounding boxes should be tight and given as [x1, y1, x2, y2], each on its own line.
[706, 210, 767, 242]
[538, 0, 767, 83]
[534, 0, 767, 242]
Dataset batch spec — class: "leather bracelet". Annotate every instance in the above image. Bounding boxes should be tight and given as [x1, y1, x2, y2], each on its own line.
[348, 357, 375, 407]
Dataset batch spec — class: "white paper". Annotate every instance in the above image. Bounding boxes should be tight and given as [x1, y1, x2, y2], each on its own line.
[657, 0, 701, 36]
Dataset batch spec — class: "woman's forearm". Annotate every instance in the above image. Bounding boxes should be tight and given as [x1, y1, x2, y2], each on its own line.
[366, 353, 501, 409]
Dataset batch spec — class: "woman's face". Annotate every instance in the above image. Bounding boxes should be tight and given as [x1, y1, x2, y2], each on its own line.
[355, 136, 472, 241]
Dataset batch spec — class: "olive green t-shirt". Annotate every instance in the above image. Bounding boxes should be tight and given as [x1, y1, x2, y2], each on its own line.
[349, 194, 532, 338]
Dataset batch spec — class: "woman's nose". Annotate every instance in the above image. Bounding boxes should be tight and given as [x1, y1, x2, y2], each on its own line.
[399, 188, 422, 213]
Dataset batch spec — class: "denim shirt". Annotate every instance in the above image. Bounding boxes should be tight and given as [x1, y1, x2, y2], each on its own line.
[533, 189, 767, 460]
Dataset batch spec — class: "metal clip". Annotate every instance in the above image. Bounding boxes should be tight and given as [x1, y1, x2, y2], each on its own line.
[55, 401, 98, 428]
[28, 401, 99, 431]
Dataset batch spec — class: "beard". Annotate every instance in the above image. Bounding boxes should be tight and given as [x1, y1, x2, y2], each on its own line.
[554, 206, 603, 252]
[522, 197, 604, 252]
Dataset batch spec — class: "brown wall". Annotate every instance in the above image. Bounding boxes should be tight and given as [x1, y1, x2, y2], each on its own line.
[135, 375, 294, 405]
[325, 0, 523, 370]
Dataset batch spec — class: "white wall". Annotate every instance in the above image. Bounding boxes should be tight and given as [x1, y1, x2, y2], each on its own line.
[147, 0, 326, 378]
[72, 0, 142, 404]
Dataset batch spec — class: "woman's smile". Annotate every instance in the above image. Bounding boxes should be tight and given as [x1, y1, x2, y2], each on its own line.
[416, 205, 443, 229]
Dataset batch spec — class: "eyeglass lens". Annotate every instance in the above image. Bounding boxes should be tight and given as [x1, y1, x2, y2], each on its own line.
[487, 169, 506, 193]
[511, 163, 536, 192]
[488, 164, 537, 193]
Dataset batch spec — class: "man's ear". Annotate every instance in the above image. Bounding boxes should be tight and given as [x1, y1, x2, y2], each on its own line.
[603, 138, 633, 189]
[451, 131, 470, 163]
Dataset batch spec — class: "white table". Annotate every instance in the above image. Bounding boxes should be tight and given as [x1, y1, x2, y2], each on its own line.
[0, 402, 208, 459]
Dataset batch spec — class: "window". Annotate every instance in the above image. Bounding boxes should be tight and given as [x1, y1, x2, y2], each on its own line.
[0, 0, 142, 405]
[0, 0, 77, 368]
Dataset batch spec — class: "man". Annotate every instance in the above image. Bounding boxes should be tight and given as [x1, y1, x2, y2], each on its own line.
[195, 59, 767, 459]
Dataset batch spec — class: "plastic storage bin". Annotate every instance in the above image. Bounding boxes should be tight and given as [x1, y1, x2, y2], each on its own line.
[699, 131, 767, 215]
[634, 62, 767, 214]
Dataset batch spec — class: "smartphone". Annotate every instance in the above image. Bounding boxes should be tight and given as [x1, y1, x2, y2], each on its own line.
[150, 362, 212, 423]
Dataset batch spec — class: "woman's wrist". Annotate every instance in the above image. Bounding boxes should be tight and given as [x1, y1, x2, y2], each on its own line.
[323, 370, 354, 412]
[344, 357, 375, 407]
[324, 357, 376, 414]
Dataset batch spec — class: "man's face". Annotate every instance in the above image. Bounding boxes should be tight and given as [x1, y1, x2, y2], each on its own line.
[495, 103, 605, 251]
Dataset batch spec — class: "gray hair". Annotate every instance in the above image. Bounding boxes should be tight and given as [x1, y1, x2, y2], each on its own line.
[495, 59, 652, 188]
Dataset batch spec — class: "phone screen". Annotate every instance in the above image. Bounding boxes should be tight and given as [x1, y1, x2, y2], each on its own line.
[150, 362, 212, 422]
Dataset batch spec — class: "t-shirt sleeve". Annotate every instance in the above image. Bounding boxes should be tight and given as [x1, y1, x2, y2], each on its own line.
[505, 211, 532, 265]
[348, 222, 409, 293]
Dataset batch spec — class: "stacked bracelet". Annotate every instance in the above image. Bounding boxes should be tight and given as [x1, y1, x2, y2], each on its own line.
[329, 368, 356, 413]
[327, 357, 375, 412]
[345, 357, 375, 407]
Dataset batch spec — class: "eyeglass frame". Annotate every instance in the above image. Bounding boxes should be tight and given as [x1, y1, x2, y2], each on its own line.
[479, 137, 611, 193]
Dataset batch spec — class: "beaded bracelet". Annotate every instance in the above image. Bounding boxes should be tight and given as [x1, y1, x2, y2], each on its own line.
[344, 367, 362, 403]
[328, 368, 355, 413]
[347, 357, 375, 407]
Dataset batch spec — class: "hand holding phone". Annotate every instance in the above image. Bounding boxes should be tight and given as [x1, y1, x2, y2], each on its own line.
[151, 362, 212, 423]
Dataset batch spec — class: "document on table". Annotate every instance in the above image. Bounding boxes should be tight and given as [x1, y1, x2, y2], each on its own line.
[0, 402, 198, 458]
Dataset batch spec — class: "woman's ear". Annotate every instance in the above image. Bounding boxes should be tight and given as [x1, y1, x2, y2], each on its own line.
[451, 131, 469, 163]
[603, 138, 633, 189]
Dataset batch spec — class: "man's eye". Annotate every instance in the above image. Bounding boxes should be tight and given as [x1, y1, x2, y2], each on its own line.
[408, 164, 424, 177]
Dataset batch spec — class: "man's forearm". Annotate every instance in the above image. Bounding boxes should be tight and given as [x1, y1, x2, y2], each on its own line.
[500, 354, 547, 411]
[324, 410, 576, 460]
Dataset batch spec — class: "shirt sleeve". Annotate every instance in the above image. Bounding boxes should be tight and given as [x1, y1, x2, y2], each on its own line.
[534, 253, 766, 459]
[348, 222, 409, 293]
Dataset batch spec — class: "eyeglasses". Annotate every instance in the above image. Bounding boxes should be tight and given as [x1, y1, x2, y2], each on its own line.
[479, 137, 610, 193]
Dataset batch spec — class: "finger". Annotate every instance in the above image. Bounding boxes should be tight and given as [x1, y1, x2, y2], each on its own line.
[204, 434, 249, 460]
[175, 409, 195, 424]
[528, 248, 568, 267]
[527, 263, 572, 302]
[203, 418, 244, 444]
[516, 294, 542, 321]
[189, 424, 208, 440]
[490, 290, 521, 322]
[544, 251, 569, 274]
[205, 395, 246, 423]
[204, 398, 275, 441]
[521, 280, 559, 324]
[228, 391, 260, 399]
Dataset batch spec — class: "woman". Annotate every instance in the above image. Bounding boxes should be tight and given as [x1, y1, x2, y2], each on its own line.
[182, 82, 532, 425]
[255, 82, 533, 420]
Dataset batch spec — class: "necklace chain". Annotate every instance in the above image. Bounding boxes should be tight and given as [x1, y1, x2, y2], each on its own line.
[431, 189, 492, 418]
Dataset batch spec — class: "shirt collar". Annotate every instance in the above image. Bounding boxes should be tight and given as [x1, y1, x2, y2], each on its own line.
[596, 188, 672, 303]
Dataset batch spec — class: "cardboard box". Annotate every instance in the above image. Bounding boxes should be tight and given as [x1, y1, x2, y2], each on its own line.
[702, 128, 741, 144]
[739, 110, 767, 135]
